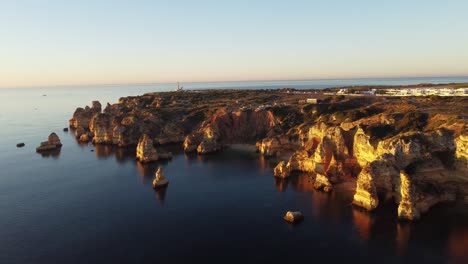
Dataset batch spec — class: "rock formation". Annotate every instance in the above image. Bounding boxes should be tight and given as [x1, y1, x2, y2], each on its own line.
[397, 170, 421, 220]
[266, 118, 467, 220]
[274, 161, 290, 178]
[136, 134, 172, 163]
[283, 211, 304, 223]
[69, 101, 102, 129]
[68, 90, 467, 220]
[153, 167, 169, 188]
[184, 109, 279, 154]
[36, 133, 62, 152]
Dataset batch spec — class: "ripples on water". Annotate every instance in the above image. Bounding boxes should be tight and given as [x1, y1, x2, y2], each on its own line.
[0, 80, 468, 263]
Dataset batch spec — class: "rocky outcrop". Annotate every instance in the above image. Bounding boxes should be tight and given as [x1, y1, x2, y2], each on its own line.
[69, 101, 102, 129]
[136, 134, 172, 163]
[91, 113, 114, 144]
[274, 161, 290, 178]
[264, 117, 465, 220]
[153, 167, 169, 188]
[283, 211, 304, 223]
[351, 129, 460, 219]
[314, 173, 333, 192]
[352, 165, 379, 210]
[256, 135, 299, 157]
[185, 109, 279, 154]
[270, 122, 355, 192]
[36, 133, 62, 152]
[397, 171, 420, 220]
[455, 133, 468, 173]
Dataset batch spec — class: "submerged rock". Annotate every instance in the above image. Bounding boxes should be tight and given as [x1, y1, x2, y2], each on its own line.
[283, 211, 304, 223]
[36, 133, 62, 152]
[153, 167, 169, 188]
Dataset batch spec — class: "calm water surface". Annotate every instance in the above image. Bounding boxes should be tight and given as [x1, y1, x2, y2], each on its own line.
[1, 79, 468, 263]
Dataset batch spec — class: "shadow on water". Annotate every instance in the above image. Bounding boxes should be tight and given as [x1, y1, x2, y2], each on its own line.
[38, 147, 61, 159]
[154, 187, 167, 204]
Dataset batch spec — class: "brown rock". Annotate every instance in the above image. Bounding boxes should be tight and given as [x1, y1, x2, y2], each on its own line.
[274, 161, 290, 178]
[153, 167, 169, 188]
[136, 134, 159, 163]
[36, 133, 62, 152]
[283, 211, 304, 223]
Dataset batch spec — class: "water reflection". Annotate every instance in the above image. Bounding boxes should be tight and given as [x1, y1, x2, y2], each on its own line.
[38, 148, 61, 159]
[136, 162, 158, 180]
[93, 145, 135, 164]
[154, 187, 167, 204]
[396, 222, 411, 256]
[274, 178, 289, 192]
[447, 228, 468, 262]
[352, 208, 375, 242]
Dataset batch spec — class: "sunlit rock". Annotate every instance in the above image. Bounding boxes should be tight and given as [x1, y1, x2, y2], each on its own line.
[274, 161, 290, 178]
[136, 134, 159, 163]
[153, 167, 169, 188]
[397, 171, 421, 220]
[283, 211, 304, 223]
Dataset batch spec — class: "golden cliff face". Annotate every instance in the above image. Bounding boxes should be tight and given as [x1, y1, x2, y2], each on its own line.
[185, 109, 280, 154]
[268, 119, 467, 220]
[455, 133, 468, 174]
[136, 134, 159, 163]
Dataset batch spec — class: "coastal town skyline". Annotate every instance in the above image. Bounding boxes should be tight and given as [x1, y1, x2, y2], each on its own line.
[1, 0, 468, 88]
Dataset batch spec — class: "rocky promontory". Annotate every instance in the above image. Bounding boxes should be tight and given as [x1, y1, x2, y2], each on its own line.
[69, 88, 467, 220]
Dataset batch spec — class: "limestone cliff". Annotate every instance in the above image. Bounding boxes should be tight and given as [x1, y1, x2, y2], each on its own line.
[184, 109, 280, 154]
[136, 134, 172, 163]
[267, 119, 467, 220]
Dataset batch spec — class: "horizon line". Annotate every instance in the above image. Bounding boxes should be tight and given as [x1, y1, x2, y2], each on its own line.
[1, 74, 468, 89]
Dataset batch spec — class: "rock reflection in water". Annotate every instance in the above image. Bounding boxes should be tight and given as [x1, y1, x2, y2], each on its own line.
[447, 228, 468, 262]
[396, 222, 411, 256]
[39, 148, 61, 159]
[136, 162, 158, 179]
[352, 208, 375, 242]
[154, 187, 167, 204]
[94, 145, 135, 164]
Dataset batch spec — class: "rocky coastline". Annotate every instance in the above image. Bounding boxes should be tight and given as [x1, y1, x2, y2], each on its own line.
[69, 88, 468, 220]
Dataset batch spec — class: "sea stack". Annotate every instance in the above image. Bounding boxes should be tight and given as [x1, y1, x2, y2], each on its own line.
[36, 133, 62, 152]
[136, 134, 159, 162]
[153, 167, 169, 189]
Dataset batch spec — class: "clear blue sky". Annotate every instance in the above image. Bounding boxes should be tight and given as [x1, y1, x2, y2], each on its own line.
[1, 0, 467, 87]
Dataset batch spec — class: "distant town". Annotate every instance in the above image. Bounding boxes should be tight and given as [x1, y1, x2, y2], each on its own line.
[330, 87, 468, 97]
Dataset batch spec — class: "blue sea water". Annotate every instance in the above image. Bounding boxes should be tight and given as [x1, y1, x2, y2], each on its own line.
[0, 77, 467, 263]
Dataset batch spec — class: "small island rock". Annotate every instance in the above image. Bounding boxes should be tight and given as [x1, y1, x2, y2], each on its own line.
[36, 133, 62, 152]
[16, 143, 25, 148]
[283, 211, 304, 223]
[153, 167, 169, 189]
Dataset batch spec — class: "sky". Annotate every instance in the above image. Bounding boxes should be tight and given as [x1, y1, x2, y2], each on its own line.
[1, 0, 468, 88]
